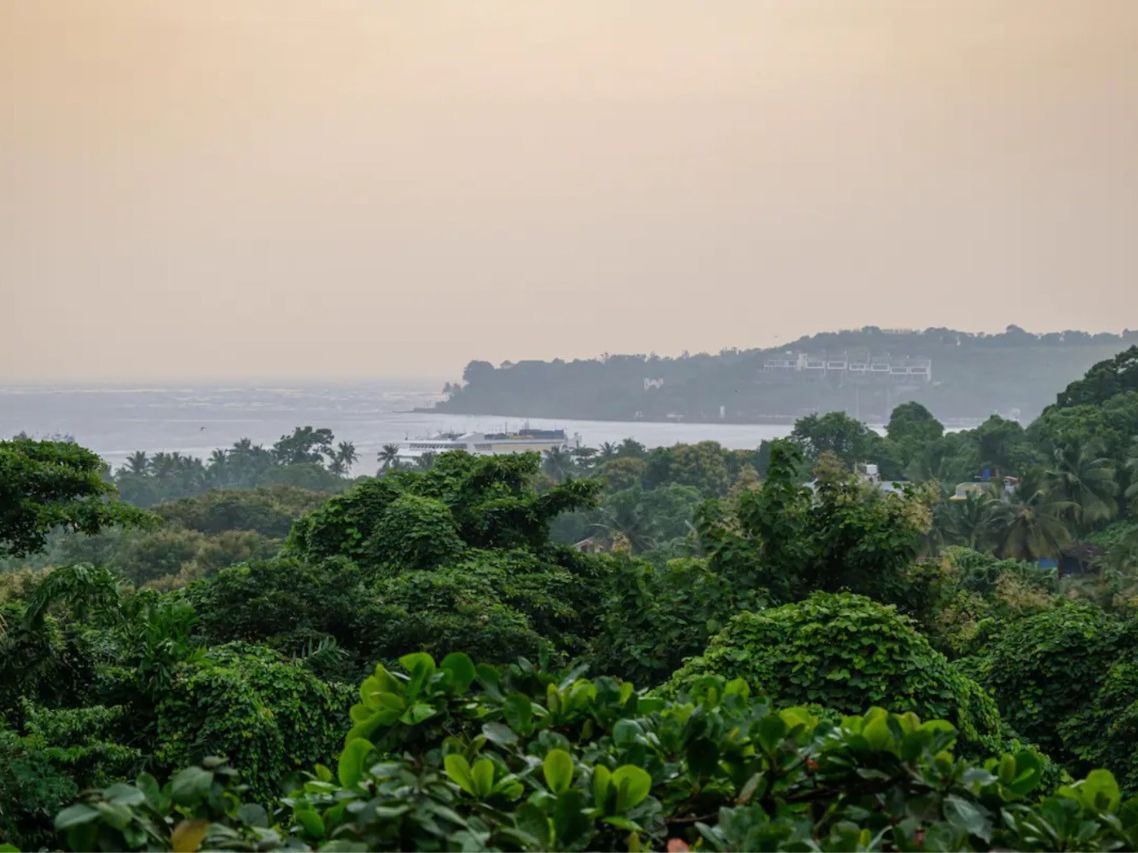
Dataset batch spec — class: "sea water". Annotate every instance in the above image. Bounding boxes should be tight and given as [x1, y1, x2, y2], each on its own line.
[0, 382, 797, 475]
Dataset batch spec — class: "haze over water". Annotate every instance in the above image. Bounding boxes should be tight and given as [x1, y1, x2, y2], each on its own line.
[0, 383, 798, 475]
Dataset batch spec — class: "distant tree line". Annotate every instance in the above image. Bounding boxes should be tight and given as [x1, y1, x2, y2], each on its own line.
[434, 325, 1138, 423]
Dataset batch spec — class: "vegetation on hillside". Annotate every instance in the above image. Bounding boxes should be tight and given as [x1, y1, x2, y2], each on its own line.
[435, 327, 1138, 423]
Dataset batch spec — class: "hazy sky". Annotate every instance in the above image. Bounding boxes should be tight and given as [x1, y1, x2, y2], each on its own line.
[3, 1, 1136, 382]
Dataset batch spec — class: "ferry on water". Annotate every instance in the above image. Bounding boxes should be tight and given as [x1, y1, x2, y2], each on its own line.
[394, 427, 578, 464]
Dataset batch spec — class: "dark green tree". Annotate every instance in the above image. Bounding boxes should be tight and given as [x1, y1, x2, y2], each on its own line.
[0, 439, 145, 556]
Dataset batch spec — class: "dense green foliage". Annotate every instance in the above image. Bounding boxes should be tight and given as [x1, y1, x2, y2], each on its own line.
[0, 439, 145, 557]
[51, 654, 1138, 853]
[4, 346, 1138, 850]
[973, 604, 1129, 765]
[112, 427, 356, 507]
[153, 643, 348, 801]
[666, 593, 1005, 753]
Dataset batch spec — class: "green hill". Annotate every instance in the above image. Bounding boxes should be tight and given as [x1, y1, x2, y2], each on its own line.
[433, 326, 1138, 424]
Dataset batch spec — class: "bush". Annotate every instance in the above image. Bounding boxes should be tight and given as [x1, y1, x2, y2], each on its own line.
[0, 705, 140, 850]
[286, 453, 600, 564]
[367, 494, 464, 569]
[155, 643, 349, 801]
[155, 485, 327, 538]
[186, 556, 364, 651]
[358, 549, 598, 663]
[666, 592, 1006, 751]
[976, 602, 1127, 762]
[589, 555, 767, 686]
[1061, 659, 1138, 790]
[57, 653, 1138, 853]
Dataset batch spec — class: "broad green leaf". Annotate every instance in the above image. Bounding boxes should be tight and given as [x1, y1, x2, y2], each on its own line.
[481, 721, 518, 747]
[170, 766, 213, 806]
[445, 753, 477, 796]
[943, 794, 993, 842]
[399, 702, 437, 725]
[237, 803, 268, 827]
[294, 807, 326, 838]
[93, 801, 132, 831]
[337, 738, 375, 788]
[398, 651, 436, 674]
[472, 757, 495, 798]
[504, 692, 534, 735]
[441, 652, 477, 693]
[1008, 751, 1043, 797]
[543, 749, 574, 794]
[135, 772, 166, 811]
[613, 719, 643, 746]
[359, 675, 383, 709]
[103, 783, 146, 807]
[552, 789, 590, 847]
[54, 804, 99, 830]
[476, 664, 503, 700]
[593, 764, 612, 811]
[612, 765, 652, 813]
[755, 714, 786, 752]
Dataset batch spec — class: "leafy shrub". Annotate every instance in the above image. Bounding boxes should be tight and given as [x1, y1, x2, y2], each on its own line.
[976, 602, 1127, 762]
[917, 548, 1058, 658]
[366, 494, 464, 569]
[56, 653, 1138, 852]
[1060, 659, 1138, 791]
[357, 549, 599, 663]
[589, 554, 767, 686]
[699, 441, 929, 605]
[186, 556, 364, 651]
[286, 452, 600, 565]
[155, 643, 349, 801]
[666, 592, 1006, 752]
[155, 485, 327, 537]
[0, 705, 140, 850]
[53, 757, 282, 852]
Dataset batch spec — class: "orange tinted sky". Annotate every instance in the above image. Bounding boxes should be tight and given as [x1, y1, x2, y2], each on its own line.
[2, 1, 1136, 381]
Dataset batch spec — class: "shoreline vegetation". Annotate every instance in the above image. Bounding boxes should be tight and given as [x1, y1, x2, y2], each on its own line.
[412, 406, 989, 430]
[431, 325, 1138, 425]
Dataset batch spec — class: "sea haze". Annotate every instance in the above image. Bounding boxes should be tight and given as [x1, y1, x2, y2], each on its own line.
[0, 382, 799, 475]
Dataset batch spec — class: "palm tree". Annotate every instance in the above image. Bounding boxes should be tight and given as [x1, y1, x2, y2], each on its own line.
[935, 488, 1002, 551]
[149, 452, 177, 481]
[124, 451, 150, 476]
[989, 470, 1073, 562]
[1044, 440, 1118, 533]
[598, 442, 619, 462]
[618, 438, 646, 458]
[378, 444, 401, 473]
[592, 501, 656, 553]
[571, 446, 598, 471]
[542, 447, 574, 482]
[1125, 438, 1138, 505]
[329, 441, 358, 476]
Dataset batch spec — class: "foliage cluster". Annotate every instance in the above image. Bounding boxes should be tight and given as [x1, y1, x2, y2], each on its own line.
[54, 653, 1138, 853]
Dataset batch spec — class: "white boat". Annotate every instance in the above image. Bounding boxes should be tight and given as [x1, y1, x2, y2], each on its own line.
[395, 428, 576, 463]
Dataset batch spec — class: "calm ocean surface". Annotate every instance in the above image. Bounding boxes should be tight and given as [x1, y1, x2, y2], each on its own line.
[0, 383, 799, 476]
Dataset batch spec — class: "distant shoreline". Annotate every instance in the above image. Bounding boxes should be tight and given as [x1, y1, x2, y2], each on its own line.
[412, 406, 985, 430]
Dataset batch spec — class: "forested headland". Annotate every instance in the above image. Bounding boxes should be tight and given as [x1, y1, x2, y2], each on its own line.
[2, 345, 1138, 851]
[433, 326, 1138, 424]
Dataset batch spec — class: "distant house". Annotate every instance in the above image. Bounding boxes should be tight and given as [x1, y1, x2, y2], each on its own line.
[949, 477, 1016, 502]
[806, 463, 909, 496]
